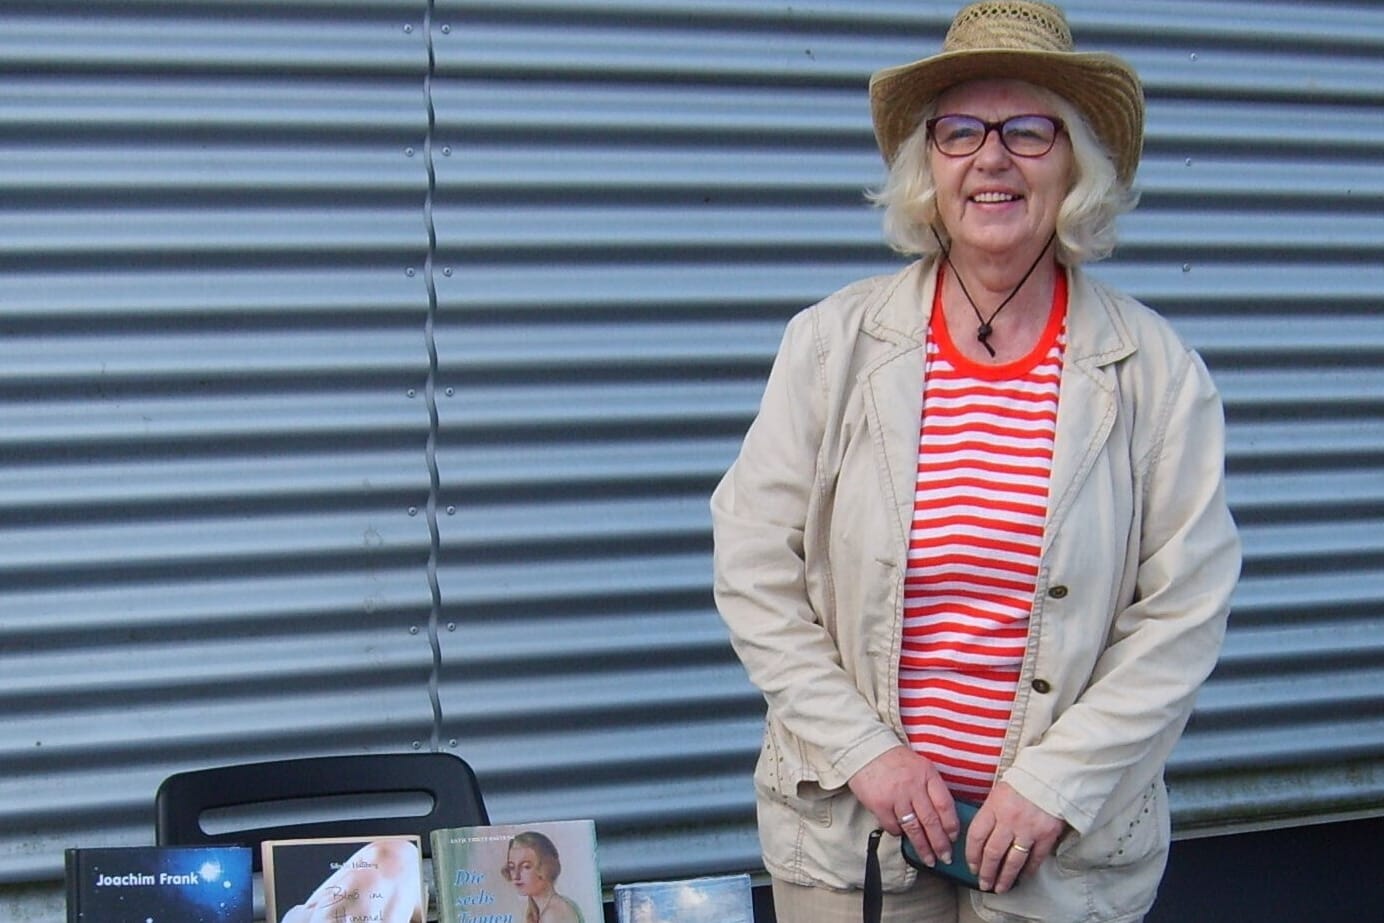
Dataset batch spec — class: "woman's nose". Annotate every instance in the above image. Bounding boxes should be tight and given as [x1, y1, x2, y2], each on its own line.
[973, 128, 1013, 166]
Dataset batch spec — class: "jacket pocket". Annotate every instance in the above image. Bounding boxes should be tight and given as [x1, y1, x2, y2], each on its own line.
[754, 719, 833, 824]
[1055, 780, 1168, 873]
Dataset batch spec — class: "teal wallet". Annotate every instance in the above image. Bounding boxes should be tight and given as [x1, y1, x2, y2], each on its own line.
[900, 799, 983, 890]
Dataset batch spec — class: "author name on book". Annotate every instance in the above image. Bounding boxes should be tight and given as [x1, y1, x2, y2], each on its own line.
[96, 871, 207, 887]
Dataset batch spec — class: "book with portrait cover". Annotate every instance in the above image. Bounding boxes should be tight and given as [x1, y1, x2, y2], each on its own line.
[613, 873, 753, 923]
[65, 844, 253, 922]
[261, 834, 426, 923]
[430, 819, 602, 923]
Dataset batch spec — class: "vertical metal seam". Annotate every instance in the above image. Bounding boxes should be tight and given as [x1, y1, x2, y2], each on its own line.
[420, 0, 445, 751]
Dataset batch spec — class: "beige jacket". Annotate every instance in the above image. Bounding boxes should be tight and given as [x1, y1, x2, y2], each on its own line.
[711, 259, 1241, 922]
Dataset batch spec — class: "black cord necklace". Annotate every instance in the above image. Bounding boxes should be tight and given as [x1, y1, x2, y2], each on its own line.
[931, 227, 1058, 358]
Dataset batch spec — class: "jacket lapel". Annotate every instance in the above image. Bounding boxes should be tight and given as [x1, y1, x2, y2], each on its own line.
[1043, 268, 1137, 550]
[859, 261, 934, 549]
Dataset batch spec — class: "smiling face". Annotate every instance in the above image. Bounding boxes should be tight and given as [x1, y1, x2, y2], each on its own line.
[928, 79, 1073, 264]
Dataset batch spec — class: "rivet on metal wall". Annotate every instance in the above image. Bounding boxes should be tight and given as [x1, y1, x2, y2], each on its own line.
[441, 24, 451, 34]
[449, 739, 458, 748]
[405, 147, 415, 157]
[408, 506, 418, 516]
[412, 740, 422, 749]
[442, 146, 452, 157]
[1185, 158, 1193, 166]
[443, 267, 453, 276]
[445, 387, 455, 397]
[406, 388, 416, 398]
[447, 623, 457, 632]
[403, 24, 413, 34]
[446, 506, 456, 515]
[406, 267, 416, 277]
[1189, 52, 1198, 62]
[1182, 264, 1192, 273]
[409, 626, 419, 635]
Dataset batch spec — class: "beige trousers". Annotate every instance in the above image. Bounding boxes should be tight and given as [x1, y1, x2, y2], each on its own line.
[770, 876, 985, 923]
[771, 876, 1147, 923]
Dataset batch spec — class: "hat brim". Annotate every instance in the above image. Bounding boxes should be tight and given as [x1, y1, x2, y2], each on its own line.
[869, 49, 1144, 185]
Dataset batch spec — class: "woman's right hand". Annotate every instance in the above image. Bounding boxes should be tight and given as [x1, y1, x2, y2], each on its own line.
[848, 746, 959, 866]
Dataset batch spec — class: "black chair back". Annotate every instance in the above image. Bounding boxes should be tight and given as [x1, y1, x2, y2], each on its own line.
[155, 751, 488, 870]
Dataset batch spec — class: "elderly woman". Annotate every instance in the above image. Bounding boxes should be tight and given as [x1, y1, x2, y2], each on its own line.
[710, 3, 1241, 922]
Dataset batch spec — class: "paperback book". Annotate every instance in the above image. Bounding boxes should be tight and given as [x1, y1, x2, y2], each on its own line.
[65, 844, 253, 922]
[431, 819, 602, 923]
[261, 834, 425, 923]
[613, 873, 753, 923]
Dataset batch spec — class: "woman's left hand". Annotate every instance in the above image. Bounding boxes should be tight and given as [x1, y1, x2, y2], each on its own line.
[966, 782, 1067, 894]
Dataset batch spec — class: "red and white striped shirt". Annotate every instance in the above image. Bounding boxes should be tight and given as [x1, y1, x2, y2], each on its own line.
[900, 270, 1067, 800]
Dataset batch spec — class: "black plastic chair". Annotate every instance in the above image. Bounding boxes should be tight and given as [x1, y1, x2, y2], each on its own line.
[155, 751, 488, 870]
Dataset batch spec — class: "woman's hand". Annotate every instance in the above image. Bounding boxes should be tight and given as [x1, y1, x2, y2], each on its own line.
[848, 746, 959, 866]
[967, 782, 1066, 894]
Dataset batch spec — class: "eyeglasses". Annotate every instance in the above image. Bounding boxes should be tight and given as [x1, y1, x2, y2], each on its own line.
[925, 114, 1066, 158]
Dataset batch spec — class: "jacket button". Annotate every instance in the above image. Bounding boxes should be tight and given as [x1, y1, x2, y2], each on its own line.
[1048, 585, 1068, 599]
[1032, 679, 1052, 694]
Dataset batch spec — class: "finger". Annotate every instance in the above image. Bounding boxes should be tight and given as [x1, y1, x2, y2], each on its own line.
[1019, 836, 1056, 880]
[898, 810, 938, 866]
[975, 830, 1017, 892]
[924, 775, 961, 840]
[964, 807, 996, 874]
[992, 840, 1031, 894]
[881, 805, 910, 835]
[918, 810, 956, 865]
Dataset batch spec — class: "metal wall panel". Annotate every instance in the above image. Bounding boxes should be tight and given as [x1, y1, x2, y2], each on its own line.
[0, 3, 438, 919]
[2, 0, 1382, 917]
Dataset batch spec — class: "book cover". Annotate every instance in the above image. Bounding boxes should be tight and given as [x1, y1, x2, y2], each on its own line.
[430, 819, 602, 923]
[65, 844, 253, 922]
[613, 873, 753, 923]
[261, 834, 425, 923]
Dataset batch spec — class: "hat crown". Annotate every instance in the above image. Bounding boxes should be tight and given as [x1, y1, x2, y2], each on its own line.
[944, 1, 1074, 55]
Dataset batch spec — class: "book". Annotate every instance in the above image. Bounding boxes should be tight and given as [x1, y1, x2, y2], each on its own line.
[261, 834, 426, 923]
[430, 819, 602, 923]
[613, 873, 753, 923]
[65, 844, 253, 922]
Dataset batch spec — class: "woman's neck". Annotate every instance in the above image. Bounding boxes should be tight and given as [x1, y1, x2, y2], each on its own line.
[945, 231, 1056, 296]
[936, 240, 1060, 364]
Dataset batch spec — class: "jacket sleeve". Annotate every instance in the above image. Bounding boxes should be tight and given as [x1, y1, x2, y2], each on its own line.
[711, 308, 904, 793]
[1003, 349, 1242, 833]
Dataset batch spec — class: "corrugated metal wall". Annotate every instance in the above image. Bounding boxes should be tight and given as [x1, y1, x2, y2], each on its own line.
[2, 0, 1381, 916]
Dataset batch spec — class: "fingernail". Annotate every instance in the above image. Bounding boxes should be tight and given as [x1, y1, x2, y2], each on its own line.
[923, 854, 935, 868]
[940, 851, 952, 865]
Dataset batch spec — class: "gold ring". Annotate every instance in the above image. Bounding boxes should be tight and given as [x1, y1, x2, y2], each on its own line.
[1010, 842, 1032, 854]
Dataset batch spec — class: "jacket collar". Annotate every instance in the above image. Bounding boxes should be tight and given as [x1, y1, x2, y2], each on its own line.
[861, 257, 1138, 369]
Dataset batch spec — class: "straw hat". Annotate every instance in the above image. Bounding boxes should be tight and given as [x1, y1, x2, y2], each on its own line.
[869, 1, 1144, 185]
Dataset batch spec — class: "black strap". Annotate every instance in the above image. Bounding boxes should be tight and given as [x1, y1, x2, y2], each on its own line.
[931, 225, 1057, 358]
[864, 829, 884, 923]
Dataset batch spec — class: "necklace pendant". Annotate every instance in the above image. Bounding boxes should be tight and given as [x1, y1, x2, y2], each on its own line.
[976, 323, 997, 358]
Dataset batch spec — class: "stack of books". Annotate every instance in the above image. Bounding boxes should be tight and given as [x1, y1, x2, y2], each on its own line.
[66, 819, 754, 923]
